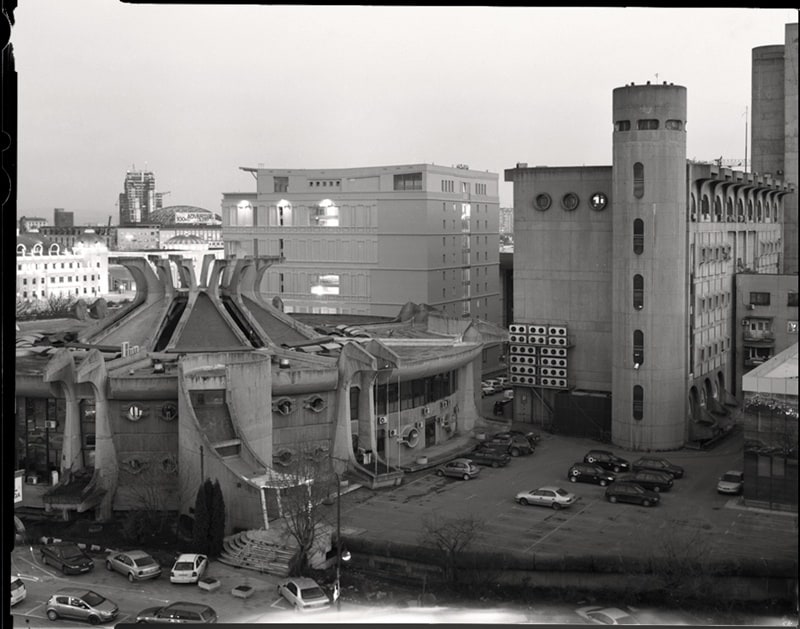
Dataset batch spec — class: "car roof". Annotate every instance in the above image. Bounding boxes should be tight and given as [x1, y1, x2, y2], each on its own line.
[174, 553, 204, 560]
[723, 470, 743, 475]
[121, 550, 152, 558]
[165, 602, 213, 611]
[288, 577, 321, 587]
[448, 458, 472, 464]
[537, 486, 565, 492]
[53, 587, 95, 596]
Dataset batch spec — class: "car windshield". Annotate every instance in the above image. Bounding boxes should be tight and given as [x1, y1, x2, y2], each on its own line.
[199, 608, 215, 621]
[722, 473, 742, 482]
[11, 578, 24, 589]
[300, 586, 326, 600]
[174, 562, 193, 570]
[133, 556, 155, 567]
[64, 551, 86, 561]
[82, 592, 105, 606]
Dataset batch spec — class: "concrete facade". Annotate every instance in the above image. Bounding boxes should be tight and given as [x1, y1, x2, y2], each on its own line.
[220, 164, 501, 324]
[505, 82, 792, 450]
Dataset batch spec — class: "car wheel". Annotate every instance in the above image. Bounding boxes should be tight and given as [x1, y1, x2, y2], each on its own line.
[47, 610, 59, 621]
[491, 461, 499, 468]
[608, 495, 617, 503]
[599, 480, 608, 487]
[436, 470, 444, 477]
[61, 563, 67, 574]
[586, 456, 595, 463]
[642, 499, 651, 507]
[88, 615, 101, 625]
[569, 476, 577, 483]
[518, 498, 528, 506]
[105, 560, 113, 571]
[510, 448, 520, 457]
[462, 474, 470, 481]
[551, 503, 561, 510]
[128, 572, 136, 583]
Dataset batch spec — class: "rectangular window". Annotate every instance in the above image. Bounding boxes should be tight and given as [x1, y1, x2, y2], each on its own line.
[788, 292, 798, 307]
[274, 176, 288, 193]
[461, 182, 470, 194]
[749, 292, 771, 306]
[393, 173, 422, 191]
[310, 274, 339, 296]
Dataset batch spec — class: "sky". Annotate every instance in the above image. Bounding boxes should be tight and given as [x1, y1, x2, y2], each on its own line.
[10, 4, 797, 226]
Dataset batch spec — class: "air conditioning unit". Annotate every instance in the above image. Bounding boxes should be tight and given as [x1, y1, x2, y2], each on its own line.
[440, 399, 449, 409]
[421, 407, 430, 416]
[45, 420, 57, 430]
[377, 416, 387, 425]
[415, 421, 424, 429]
[388, 428, 398, 437]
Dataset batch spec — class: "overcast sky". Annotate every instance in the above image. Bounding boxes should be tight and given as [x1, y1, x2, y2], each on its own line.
[11, 4, 797, 225]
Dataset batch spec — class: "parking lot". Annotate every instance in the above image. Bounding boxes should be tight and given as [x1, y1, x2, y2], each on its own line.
[337, 426, 798, 565]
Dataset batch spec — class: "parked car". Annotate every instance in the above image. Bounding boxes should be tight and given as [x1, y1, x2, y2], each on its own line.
[45, 588, 119, 624]
[436, 458, 480, 480]
[40, 542, 94, 575]
[615, 470, 673, 492]
[495, 376, 511, 390]
[575, 605, 638, 625]
[631, 456, 685, 479]
[567, 462, 616, 486]
[605, 482, 660, 507]
[105, 550, 162, 582]
[492, 430, 540, 446]
[717, 470, 744, 495]
[277, 577, 331, 612]
[465, 445, 511, 468]
[136, 601, 218, 623]
[10, 576, 26, 607]
[583, 449, 630, 473]
[515, 486, 578, 510]
[481, 382, 497, 397]
[169, 553, 208, 584]
[484, 433, 533, 457]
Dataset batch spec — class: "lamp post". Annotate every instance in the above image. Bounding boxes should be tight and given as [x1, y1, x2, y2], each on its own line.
[333, 471, 351, 610]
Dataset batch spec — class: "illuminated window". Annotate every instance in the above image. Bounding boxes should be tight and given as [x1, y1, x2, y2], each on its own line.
[311, 274, 340, 296]
[633, 274, 644, 310]
[633, 330, 644, 365]
[665, 119, 683, 131]
[637, 119, 659, 130]
[315, 199, 339, 227]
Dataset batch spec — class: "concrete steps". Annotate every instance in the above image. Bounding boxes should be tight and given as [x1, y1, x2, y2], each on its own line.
[218, 530, 295, 577]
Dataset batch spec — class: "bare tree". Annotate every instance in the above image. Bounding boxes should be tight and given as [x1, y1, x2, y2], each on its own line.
[276, 445, 337, 575]
[418, 513, 486, 585]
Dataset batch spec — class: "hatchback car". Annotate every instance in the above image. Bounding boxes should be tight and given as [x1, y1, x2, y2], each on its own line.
[615, 470, 673, 492]
[136, 601, 218, 623]
[10, 576, 27, 607]
[568, 462, 616, 486]
[277, 577, 331, 612]
[46, 588, 119, 624]
[105, 550, 162, 582]
[583, 450, 630, 473]
[436, 458, 480, 480]
[717, 470, 744, 494]
[576, 605, 638, 625]
[169, 553, 208, 584]
[632, 456, 685, 479]
[605, 482, 660, 507]
[484, 434, 533, 457]
[465, 445, 511, 468]
[40, 542, 94, 575]
[515, 486, 578, 510]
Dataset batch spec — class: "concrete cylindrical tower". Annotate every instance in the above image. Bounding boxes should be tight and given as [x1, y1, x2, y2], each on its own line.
[611, 83, 687, 450]
[751, 45, 786, 176]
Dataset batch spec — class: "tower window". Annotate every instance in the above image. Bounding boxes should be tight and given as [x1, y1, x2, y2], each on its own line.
[633, 219, 644, 254]
[633, 386, 644, 420]
[534, 193, 552, 211]
[665, 119, 683, 131]
[615, 120, 630, 131]
[637, 119, 659, 130]
[633, 330, 644, 365]
[633, 274, 644, 310]
[633, 163, 644, 199]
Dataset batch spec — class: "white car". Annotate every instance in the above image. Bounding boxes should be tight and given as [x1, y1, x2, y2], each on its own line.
[515, 486, 578, 510]
[481, 382, 497, 396]
[10, 576, 26, 607]
[576, 605, 638, 625]
[717, 470, 744, 495]
[277, 577, 331, 612]
[169, 553, 208, 584]
[105, 550, 162, 582]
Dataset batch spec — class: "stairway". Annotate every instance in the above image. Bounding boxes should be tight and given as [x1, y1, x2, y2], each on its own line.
[218, 529, 297, 577]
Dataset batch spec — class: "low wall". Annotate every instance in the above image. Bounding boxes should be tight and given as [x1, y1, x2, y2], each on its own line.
[344, 537, 798, 603]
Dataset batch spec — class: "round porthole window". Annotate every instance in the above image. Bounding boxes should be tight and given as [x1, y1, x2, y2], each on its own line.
[534, 193, 552, 211]
[590, 192, 608, 211]
[561, 193, 580, 211]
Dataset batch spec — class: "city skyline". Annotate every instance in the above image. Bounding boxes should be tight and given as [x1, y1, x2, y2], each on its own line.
[11, 4, 796, 225]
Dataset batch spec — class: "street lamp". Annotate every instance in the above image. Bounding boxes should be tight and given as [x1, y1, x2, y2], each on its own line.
[333, 471, 351, 610]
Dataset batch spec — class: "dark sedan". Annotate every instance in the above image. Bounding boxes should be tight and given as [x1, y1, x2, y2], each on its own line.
[615, 470, 673, 492]
[631, 456, 685, 479]
[492, 430, 540, 447]
[465, 445, 511, 468]
[605, 482, 660, 507]
[567, 463, 616, 486]
[483, 434, 533, 457]
[583, 449, 630, 473]
[40, 542, 94, 575]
